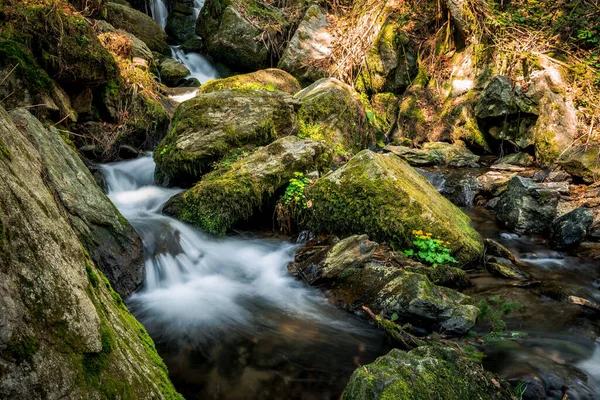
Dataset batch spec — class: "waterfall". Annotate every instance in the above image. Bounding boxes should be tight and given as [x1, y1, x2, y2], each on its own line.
[149, 0, 168, 29]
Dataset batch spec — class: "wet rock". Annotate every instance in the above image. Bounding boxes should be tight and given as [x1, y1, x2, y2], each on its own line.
[0, 105, 182, 400]
[10, 109, 144, 297]
[197, 5, 270, 71]
[278, 5, 332, 83]
[163, 136, 330, 235]
[105, 2, 170, 54]
[354, 14, 418, 94]
[154, 88, 300, 187]
[550, 207, 594, 250]
[485, 238, 528, 267]
[295, 78, 375, 163]
[492, 152, 535, 170]
[384, 142, 479, 167]
[343, 346, 513, 400]
[318, 235, 377, 282]
[403, 264, 471, 289]
[559, 147, 600, 183]
[486, 261, 530, 280]
[307, 150, 484, 265]
[199, 69, 302, 95]
[159, 58, 191, 87]
[495, 176, 560, 233]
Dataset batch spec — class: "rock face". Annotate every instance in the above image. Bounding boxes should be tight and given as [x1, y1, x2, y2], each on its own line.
[105, 2, 170, 54]
[199, 69, 302, 95]
[10, 109, 144, 297]
[343, 346, 512, 400]
[164, 136, 331, 235]
[384, 142, 479, 167]
[197, 5, 269, 71]
[154, 88, 300, 187]
[295, 78, 374, 162]
[495, 176, 560, 233]
[292, 235, 478, 334]
[0, 105, 182, 399]
[159, 58, 191, 87]
[278, 5, 332, 83]
[307, 150, 484, 265]
[354, 14, 418, 94]
[550, 208, 594, 250]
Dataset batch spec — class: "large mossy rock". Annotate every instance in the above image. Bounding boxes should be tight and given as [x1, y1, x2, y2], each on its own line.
[105, 2, 169, 54]
[354, 13, 418, 95]
[9, 109, 144, 297]
[163, 136, 331, 235]
[0, 105, 182, 399]
[166, 8, 196, 42]
[196, 4, 269, 71]
[295, 78, 375, 162]
[154, 88, 300, 187]
[559, 147, 600, 183]
[278, 5, 332, 83]
[158, 58, 191, 87]
[495, 176, 560, 233]
[343, 346, 512, 400]
[199, 68, 302, 95]
[307, 150, 484, 265]
[292, 235, 478, 334]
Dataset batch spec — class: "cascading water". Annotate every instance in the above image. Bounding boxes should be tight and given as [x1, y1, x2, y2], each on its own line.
[100, 155, 389, 399]
[149, 0, 168, 29]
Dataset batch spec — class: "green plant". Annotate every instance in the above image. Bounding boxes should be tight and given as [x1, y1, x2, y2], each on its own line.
[404, 230, 457, 267]
[281, 172, 310, 209]
[478, 295, 523, 337]
[513, 380, 528, 400]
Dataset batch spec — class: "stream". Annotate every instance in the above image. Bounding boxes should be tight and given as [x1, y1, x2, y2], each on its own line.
[100, 155, 390, 400]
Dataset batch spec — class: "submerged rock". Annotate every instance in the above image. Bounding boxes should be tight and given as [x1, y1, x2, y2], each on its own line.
[550, 207, 594, 250]
[154, 88, 299, 187]
[0, 105, 182, 399]
[495, 176, 560, 233]
[278, 5, 332, 83]
[295, 78, 375, 163]
[9, 109, 144, 297]
[105, 2, 169, 54]
[199, 69, 302, 95]
[385, 142, 479, 167]
[343, 346, 512, 400]
[307, 150, 484, 265]
[164, 136, 330, 235]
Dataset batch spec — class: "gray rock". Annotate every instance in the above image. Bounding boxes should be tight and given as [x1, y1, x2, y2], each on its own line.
[385, 142, 479, 167]
[159, 58, 191, 87]
[318, 235, 377, 282]
[278, 5, 332, 83]
[559, 147, 600, 183]
[492, 152, 535, 170]
[475, 75, 516, 119]
[9, 109, 144, 297]
[477, 170, 518, 196]
[550, 207, 594, 250]
[495, 176, 560, 233]
[154, 88, 300, 187]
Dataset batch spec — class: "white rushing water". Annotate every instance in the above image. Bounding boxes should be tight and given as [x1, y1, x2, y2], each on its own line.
[150, 0, 168, 29]
[100, 155, 356, 342]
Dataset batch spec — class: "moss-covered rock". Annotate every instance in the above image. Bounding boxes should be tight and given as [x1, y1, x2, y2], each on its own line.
[196, 4, 269, 71]
[163, 136, 331, 235]
[354, 13, 417, 95]
[278, 5, 332, 84]
[306, 150, 484, 265]
[166, 10, 196, 42]
[158, 58, 191, 87]
[200, 68, 302, 95]
[105, 2, 169, 54]
[9, 109, 144, 297]
[0, 105, 182, 399]
[295, 78, 375, 163]
[559, 147, 600, 183]
[343, 345, 512, 400]
[384, 142, 479, 167]
[93, 19, 155, 62]
[155, 88, 300, 186]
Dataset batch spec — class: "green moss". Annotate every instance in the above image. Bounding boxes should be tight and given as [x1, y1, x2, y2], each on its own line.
[4, 336, 39, 364]
[0, 34, 53, 92]
[85, 261, 99, 288]
[0, 138, 11, 161]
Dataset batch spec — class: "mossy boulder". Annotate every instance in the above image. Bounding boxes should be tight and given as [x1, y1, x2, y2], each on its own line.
[166, 10, 196, 42]
[559, 147, 600, 183]
[196, 5, 269, 71]
[354, 13, 417, 95]
[154, 88, 300, 187]
[343, 345, 512, 400]
[105, 2, 169, 54]
[199, 68, 302, 95]
[94, 19, 155, 62]
[163, 136, 331, 235]
[10, 109, 144, 297]
[0, 105, 182, 399]
[384, 142, 479, 167]
[295, 78, 375, 163]
[306, 150, 484, 265]
[158, 58, 191, 87]
[278, 5, 332, 84]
